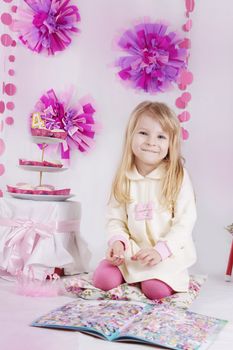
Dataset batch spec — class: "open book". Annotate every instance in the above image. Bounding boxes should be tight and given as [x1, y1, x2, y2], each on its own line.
[32, 300, 227, 350]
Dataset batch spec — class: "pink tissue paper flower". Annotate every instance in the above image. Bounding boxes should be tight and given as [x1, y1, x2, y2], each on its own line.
[13, 0, 80, 55]
[33, 88, 99, 160]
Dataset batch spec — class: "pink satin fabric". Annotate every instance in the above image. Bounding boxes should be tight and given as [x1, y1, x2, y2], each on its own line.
[0, 217, 80, 276]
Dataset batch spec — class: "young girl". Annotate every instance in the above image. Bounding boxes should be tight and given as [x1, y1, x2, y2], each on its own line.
[93, 101, 197, 300]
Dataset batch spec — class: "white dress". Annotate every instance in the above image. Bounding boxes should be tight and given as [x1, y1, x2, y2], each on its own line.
[0, 197, 90, 280]
[106, 165, 197, 292]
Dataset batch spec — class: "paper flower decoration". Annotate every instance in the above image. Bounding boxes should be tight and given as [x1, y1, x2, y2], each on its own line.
[13, 0, 80, 55]
[33, 89, 98, 160]
[116, 22, 189, 93]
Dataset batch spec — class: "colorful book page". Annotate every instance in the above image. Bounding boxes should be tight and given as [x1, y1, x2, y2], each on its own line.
[32, 300, 146, 339]
[118, 304, 227, 350]
[32, 300, 227, 349]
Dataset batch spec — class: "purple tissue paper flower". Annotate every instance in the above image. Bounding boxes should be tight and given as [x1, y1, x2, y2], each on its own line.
[116, 22, 188, 93]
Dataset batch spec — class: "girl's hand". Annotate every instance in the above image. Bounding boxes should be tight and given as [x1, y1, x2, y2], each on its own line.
[131, 248, 161, 266]
[106, 241, 125, 266]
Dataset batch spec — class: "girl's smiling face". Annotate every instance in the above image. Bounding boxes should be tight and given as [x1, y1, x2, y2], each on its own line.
[131, 114, 170, 176]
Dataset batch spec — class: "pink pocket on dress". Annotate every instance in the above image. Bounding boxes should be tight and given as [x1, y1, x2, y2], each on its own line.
[135, 202, 154, 220]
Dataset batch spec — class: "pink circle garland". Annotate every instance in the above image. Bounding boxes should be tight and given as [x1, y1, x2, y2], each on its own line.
[0, 164, 5, 176]
[8, 69, 15, 76]
[11, 6, 17, 13]
[3, 82, 17, 96]
[5, 116, 14, 125]
[0, 101, 5, 114]
[1, 12, 12, 25]
[8, 54, 15, 62]
[1, 33, 13, 46]
[175, 0, 195, 140]
[0, 139, 6, 156]
[6, 101, 15, 110]
[0, 0, 17, 196]
[178, 111, 191, 122]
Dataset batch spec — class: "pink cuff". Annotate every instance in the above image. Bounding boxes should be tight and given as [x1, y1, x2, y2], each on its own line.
[154, 241, 171, 260]
[108, 235, 129, 250]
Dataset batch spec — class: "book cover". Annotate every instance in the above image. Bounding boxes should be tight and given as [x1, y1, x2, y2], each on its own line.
[32, 300, 227, 350]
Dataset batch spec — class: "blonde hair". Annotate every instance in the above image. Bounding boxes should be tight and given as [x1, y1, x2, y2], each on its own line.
[111, 101, 184, 213]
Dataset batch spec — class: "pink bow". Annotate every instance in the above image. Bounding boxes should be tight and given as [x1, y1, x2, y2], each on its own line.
[0, 218, 80, 276]
[1, 219, 53, 275]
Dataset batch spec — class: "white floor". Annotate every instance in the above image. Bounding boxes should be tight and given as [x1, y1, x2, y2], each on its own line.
[1, 273, 233, 350]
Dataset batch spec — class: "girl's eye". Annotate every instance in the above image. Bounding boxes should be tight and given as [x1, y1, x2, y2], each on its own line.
[139, 131, 148, 135]
[158, 134, 166, 139]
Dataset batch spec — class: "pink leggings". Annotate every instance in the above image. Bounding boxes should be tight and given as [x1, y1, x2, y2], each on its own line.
[93, 260, 174, 300]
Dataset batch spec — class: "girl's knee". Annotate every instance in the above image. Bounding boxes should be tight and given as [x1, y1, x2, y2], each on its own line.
[141, 279, 174, 300]
[92, 259, 124, 291]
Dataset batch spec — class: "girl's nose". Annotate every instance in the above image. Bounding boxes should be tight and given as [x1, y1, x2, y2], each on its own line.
[146, 138, 156, 146]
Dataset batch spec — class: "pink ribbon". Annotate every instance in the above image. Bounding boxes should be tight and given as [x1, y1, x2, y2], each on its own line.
[0, 218, 80, 276]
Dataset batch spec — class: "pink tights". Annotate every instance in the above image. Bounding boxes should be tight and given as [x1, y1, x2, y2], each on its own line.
[93, 260, 174, 300]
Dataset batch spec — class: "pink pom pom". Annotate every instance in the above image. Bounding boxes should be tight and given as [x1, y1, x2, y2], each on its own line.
[13, 0, 81, 55]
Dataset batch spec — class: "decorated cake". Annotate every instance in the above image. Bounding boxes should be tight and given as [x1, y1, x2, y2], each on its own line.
[31, 112, 67, 140]
[7, 183, 70, 195]
[19, 159, 63, 168]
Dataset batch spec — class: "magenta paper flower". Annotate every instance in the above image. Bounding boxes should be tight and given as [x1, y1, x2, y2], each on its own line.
[34, 89, 98, 160]
[13, 0, 80, 55]
[116, 22, 188, 93]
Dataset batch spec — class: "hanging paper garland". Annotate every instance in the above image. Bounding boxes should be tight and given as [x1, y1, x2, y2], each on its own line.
[12, 0, 80, 55]
[31, 89, 99, 161]
[115, 22, 189, 94]
[175, 0, 195, 140]
[0, 0, 18, 197]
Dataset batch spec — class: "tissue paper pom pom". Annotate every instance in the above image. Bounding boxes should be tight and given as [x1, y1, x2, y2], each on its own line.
[13, 0, 80, 55]
[33, 89, 99, 160]
[116, 22, 188, 93]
